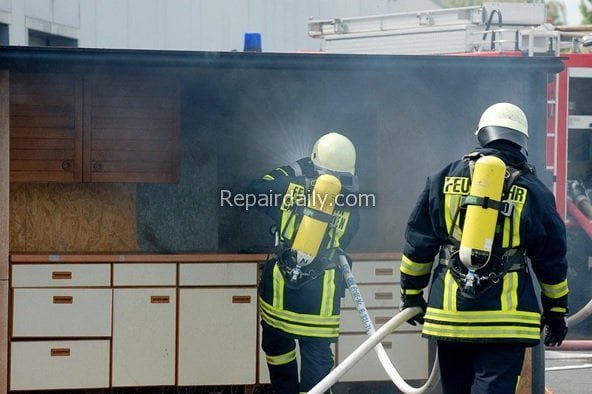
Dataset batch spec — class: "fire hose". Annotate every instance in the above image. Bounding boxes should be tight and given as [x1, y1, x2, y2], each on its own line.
[308, 256, 440, 394]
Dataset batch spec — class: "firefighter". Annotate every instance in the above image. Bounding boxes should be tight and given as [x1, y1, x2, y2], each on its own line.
[249, 132, 360, 394]
[399, 103, 569, 393]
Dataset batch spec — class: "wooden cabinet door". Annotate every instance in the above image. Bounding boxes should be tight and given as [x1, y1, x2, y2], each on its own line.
[83, 74, 180, 183]
[178, 288, 257, 385]
[112, 288, 176, 386]
[10, 72, 83, 182]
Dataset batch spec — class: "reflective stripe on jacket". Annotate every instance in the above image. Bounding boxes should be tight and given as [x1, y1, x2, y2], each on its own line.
[401, 147, 568, 345]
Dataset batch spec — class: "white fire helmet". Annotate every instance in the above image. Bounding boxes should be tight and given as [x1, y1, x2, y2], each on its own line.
[311, 132, 356, 175]
[475, 102, 529, 152]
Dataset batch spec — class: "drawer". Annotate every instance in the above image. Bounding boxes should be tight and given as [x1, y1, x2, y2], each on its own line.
[114, 263, 176, 286]
[340, 308, 403, 333]
[350, 260, 401, 283]
[337, 333, 428, 382]
[341, 284, 400, 309]
[179, 263, 258, 286]
[10, 340, 110, 390]
[12, 288, 112, 337]
[11, 264, 111, 287]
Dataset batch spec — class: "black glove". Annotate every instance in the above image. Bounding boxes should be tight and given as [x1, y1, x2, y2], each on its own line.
[399, 293, 427, 326]
[542, 312, 568, 347]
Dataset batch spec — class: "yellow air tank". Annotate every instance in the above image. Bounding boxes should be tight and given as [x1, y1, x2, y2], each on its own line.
[459, 155, 506, 269]
[292, 174, 342, 265]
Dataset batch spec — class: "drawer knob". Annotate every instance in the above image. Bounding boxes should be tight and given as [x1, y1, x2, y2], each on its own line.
[51, 348, 71, 357]
[52, 271, 72, 280]
[232, 295, 252, 304]
[374, 292, 393, 300]
[375, 316, 390, 325]
[53, 296, 73, 304]
[375, 268, 393, 276]
[381, 341, 393, 349]
[151, 295, 170, 304]
[61, 160, 73, 171]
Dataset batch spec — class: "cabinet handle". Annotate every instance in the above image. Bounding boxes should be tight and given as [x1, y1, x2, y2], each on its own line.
[151, 295, 170, 304]
[381, 342, 392, 350]
[375, 268, 393, 276]
[53, 296, 73, 304]
[52, 271, 72, 280]
[375, 316, 390, 325]
[61, 160, 73, 172]
[232, 295, 252, 304]
[374, 292, 393, 300]
[92, 161, 103, 172]
[51, 348, 71, 357]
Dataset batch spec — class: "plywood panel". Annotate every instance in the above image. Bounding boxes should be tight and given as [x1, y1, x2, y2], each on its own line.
[9, 183, 138, 252]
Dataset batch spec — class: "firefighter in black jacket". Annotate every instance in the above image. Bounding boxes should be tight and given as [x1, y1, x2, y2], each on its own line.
[399, 103, 569, 393]
[249, 132, 360, 394]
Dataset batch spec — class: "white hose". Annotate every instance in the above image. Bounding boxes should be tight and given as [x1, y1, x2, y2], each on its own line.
[309, 256, 440, 394]
[567, 297, 592, 326]
[309, 308, 423, 394]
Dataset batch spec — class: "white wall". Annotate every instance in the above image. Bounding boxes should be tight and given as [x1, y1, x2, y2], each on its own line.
[3, 0, 443, 51]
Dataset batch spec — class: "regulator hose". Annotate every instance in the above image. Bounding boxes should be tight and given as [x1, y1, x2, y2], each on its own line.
[309, 256, 440, 394]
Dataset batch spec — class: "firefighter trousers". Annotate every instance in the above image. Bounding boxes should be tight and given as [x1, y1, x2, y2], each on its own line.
[437, 340, 526, 394]
[261, 322, 334, 394]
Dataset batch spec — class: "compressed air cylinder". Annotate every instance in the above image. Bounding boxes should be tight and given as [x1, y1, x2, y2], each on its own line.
[459, 156, 506, 269]
[292, 174, 342, 265]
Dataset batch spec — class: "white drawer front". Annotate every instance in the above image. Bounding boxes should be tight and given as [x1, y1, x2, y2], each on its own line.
[11, 264, 111, 287]
[113, 263, 176, 286]
[337, 333, 428, 382]
[10, 340, 110, 390]
[342, 284, 400, 309]
[12, 289, 112, 337]
[179, 263, 258, 286]
[339, 308, 403, 333]
[350, 260, 401, 283]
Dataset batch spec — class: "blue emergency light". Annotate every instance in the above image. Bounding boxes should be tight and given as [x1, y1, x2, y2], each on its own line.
[244, 33, 262, 52]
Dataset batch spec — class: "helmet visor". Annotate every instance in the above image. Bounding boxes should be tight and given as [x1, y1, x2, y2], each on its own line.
[476, 126, 528, 152]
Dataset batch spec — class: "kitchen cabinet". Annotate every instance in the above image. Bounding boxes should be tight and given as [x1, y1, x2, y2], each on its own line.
[178, 262, 258, 386]
[9, 262, 112, 391]
[9, 72, 180, 183]
[111, 263, 177, 387]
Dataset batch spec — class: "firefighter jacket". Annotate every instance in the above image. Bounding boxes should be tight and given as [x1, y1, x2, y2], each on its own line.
[249, 158, 360, 341]
[401, 146, 568, 345]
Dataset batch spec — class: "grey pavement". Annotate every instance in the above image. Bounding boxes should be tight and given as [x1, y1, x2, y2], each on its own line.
[545, 350, 592, 394]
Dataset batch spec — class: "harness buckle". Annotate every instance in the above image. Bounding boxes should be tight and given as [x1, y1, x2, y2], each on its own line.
[499, 201, 514, 217]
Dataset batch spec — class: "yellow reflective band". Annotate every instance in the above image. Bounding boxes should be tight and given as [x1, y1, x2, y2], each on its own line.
[401, 255, 433, 276]
[550, 307, 567, 313]
[423, 322, 541, 340]
[540, 279, 569, 299]
[443, 270, 458, 311]
[272, 264, 284, 309]
[276, 167, 289, 176]
[260, 307, 340, 338]
[263, 174, 274, 181]
[320, 269, 336, 317]
[425, 307, 541, 324]
[502, 186, 526, 248]
[402, 289, 423, 296]
[515, 375, 521, 394]
[259, 297, 340, 326]
[501, 272, 518, 311]
[266, 349, 296, 366]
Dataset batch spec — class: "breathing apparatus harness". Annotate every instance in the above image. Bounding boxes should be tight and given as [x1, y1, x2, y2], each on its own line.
[273, 204, 340, 289]
[270, 161, 357, 289]
[442, 152, 535, 298]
